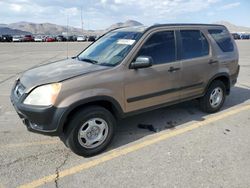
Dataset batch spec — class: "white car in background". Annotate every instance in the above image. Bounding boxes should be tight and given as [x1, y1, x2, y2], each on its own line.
[12, 36, 23, 42]
[34, 36, 43, 42]
[77, 35, 86, 42]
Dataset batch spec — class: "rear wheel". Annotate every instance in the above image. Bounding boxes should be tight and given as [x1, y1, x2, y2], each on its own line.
[199, 80, 226, 113]
[64, 106, 116, 157]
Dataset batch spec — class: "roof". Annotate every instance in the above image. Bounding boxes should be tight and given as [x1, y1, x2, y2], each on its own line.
[113, 23, 226, 33]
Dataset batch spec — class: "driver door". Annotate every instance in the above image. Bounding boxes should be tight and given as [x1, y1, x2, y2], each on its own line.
[123, 30, 182, 112]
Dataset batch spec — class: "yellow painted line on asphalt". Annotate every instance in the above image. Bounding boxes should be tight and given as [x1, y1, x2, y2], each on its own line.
[0, 140, 59, 149]
[18, 104, 250, 188]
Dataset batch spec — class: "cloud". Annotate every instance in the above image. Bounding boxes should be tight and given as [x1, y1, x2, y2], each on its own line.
[0, 0, 244, 29]
[9, 4, 22, 12]
[61, 7, 79, 16]
[97, 0, 220, 22]
[219, 2, 241, 10]
[100, 0, 108, 4]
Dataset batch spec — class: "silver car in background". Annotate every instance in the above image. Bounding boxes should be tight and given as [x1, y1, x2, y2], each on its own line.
[12, 35, 23, 42]
[77, 35, 87, 42]
[34, 36, 43, 42]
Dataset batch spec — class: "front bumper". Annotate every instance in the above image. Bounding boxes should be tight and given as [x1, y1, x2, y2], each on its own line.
[10, 83, 65, 136]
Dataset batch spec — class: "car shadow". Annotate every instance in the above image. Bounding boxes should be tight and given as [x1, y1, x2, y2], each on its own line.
[109, 86, 250, 150]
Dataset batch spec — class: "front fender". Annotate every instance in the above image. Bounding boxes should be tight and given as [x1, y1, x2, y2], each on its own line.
[55, 90, 124, 134]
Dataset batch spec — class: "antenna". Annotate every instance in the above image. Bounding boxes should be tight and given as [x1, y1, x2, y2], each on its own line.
[66, 14, 69, 59]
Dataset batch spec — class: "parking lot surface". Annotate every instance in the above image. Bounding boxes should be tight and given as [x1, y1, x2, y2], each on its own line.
[0, 41, 250, 188]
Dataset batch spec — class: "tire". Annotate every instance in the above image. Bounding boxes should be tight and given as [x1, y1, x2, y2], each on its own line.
[199, 80, 226, 113]
[64, 106, 116, 157]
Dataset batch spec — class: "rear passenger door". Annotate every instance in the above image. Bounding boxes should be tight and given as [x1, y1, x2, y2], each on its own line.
[178, 29, 213, 99]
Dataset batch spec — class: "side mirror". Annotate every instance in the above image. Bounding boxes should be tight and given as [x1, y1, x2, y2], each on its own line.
[130, 56, 153, 69]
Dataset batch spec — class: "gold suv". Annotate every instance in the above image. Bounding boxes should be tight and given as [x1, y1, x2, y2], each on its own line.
[11, 24, 239, 156]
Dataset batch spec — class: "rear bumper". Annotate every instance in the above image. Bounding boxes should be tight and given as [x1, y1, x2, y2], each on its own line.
[230, 65, 240, 86]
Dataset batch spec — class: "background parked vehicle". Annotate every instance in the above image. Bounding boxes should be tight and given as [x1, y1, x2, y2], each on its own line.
[72, 35, 78, 41]
[87, 35, 96, 42]
[66, 35, 77, 41]
[77, 35, 86, 42]
[12, 35, 23, 42]
[95, 35, 101, 40]
[1, 35, 13, 42]
[232, 33, 241, 40]
[56, 35, 67, 42]
[42, 36, 48, 42]
[23, 35, 34, 42]
[45, 36, 56, 42]
[34, 35, 43, 42]
[240, 34, 250, 39]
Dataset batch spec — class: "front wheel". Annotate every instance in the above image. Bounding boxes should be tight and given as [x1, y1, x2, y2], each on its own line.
[199, 80, 226, 113]
[65, 106, 116, 157]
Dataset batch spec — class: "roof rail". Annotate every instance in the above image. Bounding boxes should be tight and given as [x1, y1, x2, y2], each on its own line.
[144, 23, 226, 33]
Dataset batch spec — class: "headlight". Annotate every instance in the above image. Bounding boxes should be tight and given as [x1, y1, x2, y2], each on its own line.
[23, 83, 61, 106]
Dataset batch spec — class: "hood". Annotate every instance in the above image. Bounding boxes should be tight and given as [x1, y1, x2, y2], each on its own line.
[20, 58, 109, 89]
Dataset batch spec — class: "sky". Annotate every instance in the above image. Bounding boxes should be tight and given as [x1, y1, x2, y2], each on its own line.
[0, 0, 249, 30]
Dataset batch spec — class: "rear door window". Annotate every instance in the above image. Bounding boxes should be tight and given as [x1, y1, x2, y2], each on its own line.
[137, 31, 176, 64]
[180, 30, 209, 60]
[208, 29, 234, 52]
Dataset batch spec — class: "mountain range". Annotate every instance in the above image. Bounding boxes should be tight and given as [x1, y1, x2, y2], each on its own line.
[214, 21, 250, 33]
[0, 27, 31, 35]
[107, 20, 143, 31]
[0, 20, 142, 36]
[0, 20, 249, 36]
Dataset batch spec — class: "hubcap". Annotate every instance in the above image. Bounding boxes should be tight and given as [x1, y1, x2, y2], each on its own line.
[78, 118, 109, 149]
[209, 87, 223, 108]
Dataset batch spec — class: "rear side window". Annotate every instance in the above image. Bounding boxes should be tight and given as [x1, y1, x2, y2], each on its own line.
[137, 31, 176, 64]
[208, 29, 234, 52]
[180, 30, 209, 60]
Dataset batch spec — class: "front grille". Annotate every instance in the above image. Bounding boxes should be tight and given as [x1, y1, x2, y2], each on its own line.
[14, 81, 25, 99]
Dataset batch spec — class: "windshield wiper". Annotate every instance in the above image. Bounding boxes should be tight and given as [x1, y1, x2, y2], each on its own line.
[78, 57, 98, 64]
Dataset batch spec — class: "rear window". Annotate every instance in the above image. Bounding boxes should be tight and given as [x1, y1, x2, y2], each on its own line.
[180, 30, 209, 60]
[208, 29, 234, 52]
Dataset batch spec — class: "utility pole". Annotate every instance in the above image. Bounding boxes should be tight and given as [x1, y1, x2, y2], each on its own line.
[66, 14, 69, 59]
[81, 7, 84, 35]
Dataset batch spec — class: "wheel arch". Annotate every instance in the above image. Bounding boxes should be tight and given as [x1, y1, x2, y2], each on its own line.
[205, 73, 230, 95]
[58, 96, 124, 134]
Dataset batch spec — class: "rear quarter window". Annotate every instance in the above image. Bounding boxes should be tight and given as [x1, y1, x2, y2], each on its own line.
[208, 29, 234, 52]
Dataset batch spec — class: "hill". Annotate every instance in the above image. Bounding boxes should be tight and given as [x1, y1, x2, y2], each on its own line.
[0, 20, 143, 35]
[214, 21, 250, 33]
[7, 21, 82, 35]
[0, 26, 31, 35]
[107, 20, 143, 31]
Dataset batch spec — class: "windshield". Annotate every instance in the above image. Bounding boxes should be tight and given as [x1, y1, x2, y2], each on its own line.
[77, 31, 142, 66]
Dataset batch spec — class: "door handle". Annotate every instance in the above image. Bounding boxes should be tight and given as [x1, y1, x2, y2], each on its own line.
[209, 60, 219, 64]
[168, 67, 180, 72]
